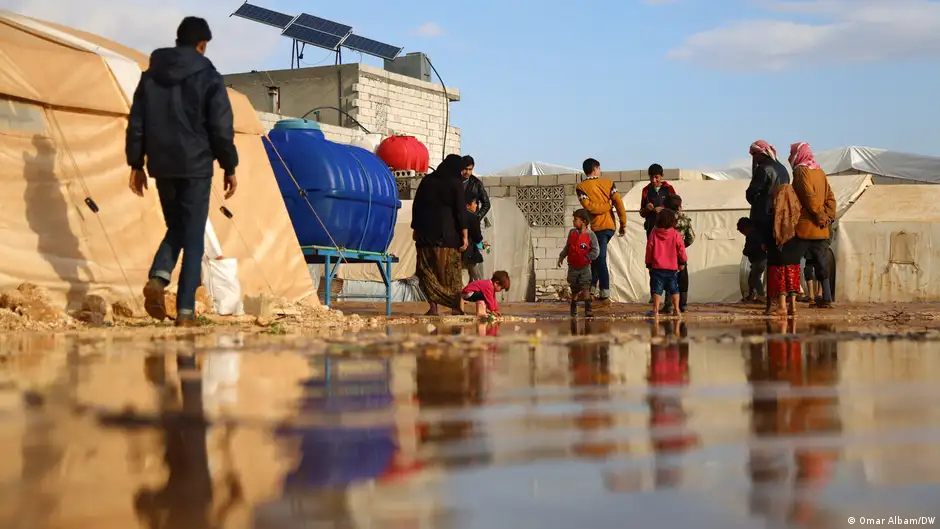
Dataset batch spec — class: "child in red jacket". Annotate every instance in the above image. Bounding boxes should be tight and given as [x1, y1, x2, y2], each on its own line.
[645, 209, 688, 317]
[462, 271, 510, 317]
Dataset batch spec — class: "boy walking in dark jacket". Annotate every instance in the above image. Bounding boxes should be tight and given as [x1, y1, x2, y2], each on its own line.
[126, 17, 238, 327]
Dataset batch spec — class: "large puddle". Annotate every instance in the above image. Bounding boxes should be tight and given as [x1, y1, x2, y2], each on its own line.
[2, 321, 940, 529]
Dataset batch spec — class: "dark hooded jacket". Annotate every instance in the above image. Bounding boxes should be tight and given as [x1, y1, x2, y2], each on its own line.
[463, 175, 491, 220]
[745, 157, 790, 228]
[411, 155, 468, 249]
[126, 46, 238, 179]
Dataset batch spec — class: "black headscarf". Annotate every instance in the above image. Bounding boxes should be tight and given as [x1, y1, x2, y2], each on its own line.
[432, 154, 464, 178]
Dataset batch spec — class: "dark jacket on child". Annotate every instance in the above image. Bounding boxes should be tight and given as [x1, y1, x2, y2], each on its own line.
[743, 231, 767, 263]
[462, 210, 484, 265]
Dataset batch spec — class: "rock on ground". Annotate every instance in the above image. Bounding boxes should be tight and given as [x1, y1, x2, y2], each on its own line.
[0, 283, 74, 330]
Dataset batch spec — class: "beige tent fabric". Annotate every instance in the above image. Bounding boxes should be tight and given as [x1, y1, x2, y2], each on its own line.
[0, 22, 129, 114]
[0, 13, 315, 308]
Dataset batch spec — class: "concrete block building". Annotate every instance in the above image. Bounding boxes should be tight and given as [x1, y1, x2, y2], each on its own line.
[225, 62, 460, 168]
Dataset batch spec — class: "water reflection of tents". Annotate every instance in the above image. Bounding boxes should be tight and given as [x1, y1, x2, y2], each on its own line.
[0, 11, 313, 308]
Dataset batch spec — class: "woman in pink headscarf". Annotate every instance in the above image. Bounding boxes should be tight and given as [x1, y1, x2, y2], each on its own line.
[790, 142, 836, 309]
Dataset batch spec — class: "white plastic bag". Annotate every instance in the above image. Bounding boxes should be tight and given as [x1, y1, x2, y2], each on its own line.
[202, 258, 245, 316]
[203, 219, 244, 316]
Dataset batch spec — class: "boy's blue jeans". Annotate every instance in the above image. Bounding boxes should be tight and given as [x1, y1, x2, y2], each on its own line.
[590, 229, 615, 291]
[148, 177, 212, 316]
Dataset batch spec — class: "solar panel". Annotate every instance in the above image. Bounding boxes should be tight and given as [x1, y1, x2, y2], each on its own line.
[342, 34, 402, 60]
[232, 3, 294, 29]
[282, 23, 344, 50]
[293, 13, 352, 38]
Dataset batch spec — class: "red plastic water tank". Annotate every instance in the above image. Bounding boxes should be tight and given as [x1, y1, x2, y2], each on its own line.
[376, 135, 429, 173]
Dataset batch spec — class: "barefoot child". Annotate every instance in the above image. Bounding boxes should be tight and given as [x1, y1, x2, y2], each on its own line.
[461, 271, 510, 317]
[557, 209, 600, 317]
[645, 209, 687, 317]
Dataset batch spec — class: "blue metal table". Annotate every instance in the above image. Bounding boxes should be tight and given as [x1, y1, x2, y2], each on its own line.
[301, 246, 399, 316]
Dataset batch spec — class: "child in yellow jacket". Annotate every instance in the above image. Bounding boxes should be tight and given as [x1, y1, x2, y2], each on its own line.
[575, 158, 626, 301]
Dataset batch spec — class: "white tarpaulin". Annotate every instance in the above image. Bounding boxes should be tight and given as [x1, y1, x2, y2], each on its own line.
[607, 175, 872, 303]
[837, 185, 940, 302]
[490, 161, 579, 177]
[704, 146, 940, 184]
[337, 198, 534, 303]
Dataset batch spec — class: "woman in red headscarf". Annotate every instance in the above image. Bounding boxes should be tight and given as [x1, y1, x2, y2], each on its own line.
[790, 142, 837, 309]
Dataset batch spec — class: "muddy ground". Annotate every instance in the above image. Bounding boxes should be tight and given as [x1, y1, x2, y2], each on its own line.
[1, 281, 937, 337]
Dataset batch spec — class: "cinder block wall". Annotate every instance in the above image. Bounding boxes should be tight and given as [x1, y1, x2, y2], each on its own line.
[391, 169, 704, 300]
[228, 63, 460, 168]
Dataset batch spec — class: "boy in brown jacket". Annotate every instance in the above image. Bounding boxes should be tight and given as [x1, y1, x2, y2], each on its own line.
[576, 158, 627, 302]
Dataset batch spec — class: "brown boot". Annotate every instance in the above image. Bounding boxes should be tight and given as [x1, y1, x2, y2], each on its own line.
[143, 278, 168, 321]
[175, 314, 201, 328]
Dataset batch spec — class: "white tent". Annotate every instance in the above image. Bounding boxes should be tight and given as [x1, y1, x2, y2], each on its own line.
[490, 161, 579, 177]
[606, 175, 873, 303]
[837, 185, 940, 302]
[703, 146, 940, 184]
[336, 198, 535, 303]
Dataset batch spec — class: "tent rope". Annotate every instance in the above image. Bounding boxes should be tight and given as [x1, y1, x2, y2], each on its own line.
[208, 185, 277, 297]
[47, 111, 142, 314]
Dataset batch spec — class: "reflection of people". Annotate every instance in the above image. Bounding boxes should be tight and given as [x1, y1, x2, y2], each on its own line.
[745, 321, 842, 526]
[133, 354, 242, 529]
[127, 17, 239, 327]
[568, 318, 617, 458]
[415, 353, 489, 465]
[647, 321, 698, 489]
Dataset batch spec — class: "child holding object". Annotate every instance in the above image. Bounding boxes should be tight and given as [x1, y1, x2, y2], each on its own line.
[557, 209, 601, 318]
[461, 271, 510, 317]
[645, 209, 687, 318]
[663, 194, 694, 313]
[462, 198, 488, 282]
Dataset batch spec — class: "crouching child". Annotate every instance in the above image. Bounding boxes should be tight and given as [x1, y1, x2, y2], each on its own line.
[558, 209, 600, 317]
[462, 271, 510, 317]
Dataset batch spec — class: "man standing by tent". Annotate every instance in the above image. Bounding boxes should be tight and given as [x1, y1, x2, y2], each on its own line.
[126, 16, 238, 327]
[576, 158, 626, 302]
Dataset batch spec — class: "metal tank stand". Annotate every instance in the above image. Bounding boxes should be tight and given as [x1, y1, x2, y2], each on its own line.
[302, 246, 399, 317]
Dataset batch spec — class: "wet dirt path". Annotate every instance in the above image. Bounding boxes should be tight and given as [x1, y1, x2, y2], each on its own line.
[2, 319, 940, 528]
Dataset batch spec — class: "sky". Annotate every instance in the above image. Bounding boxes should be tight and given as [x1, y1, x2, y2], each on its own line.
[4, 0, 940, 174]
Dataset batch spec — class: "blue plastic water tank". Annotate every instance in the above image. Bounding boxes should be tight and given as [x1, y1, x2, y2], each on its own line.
[264, 119, 400, 253]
